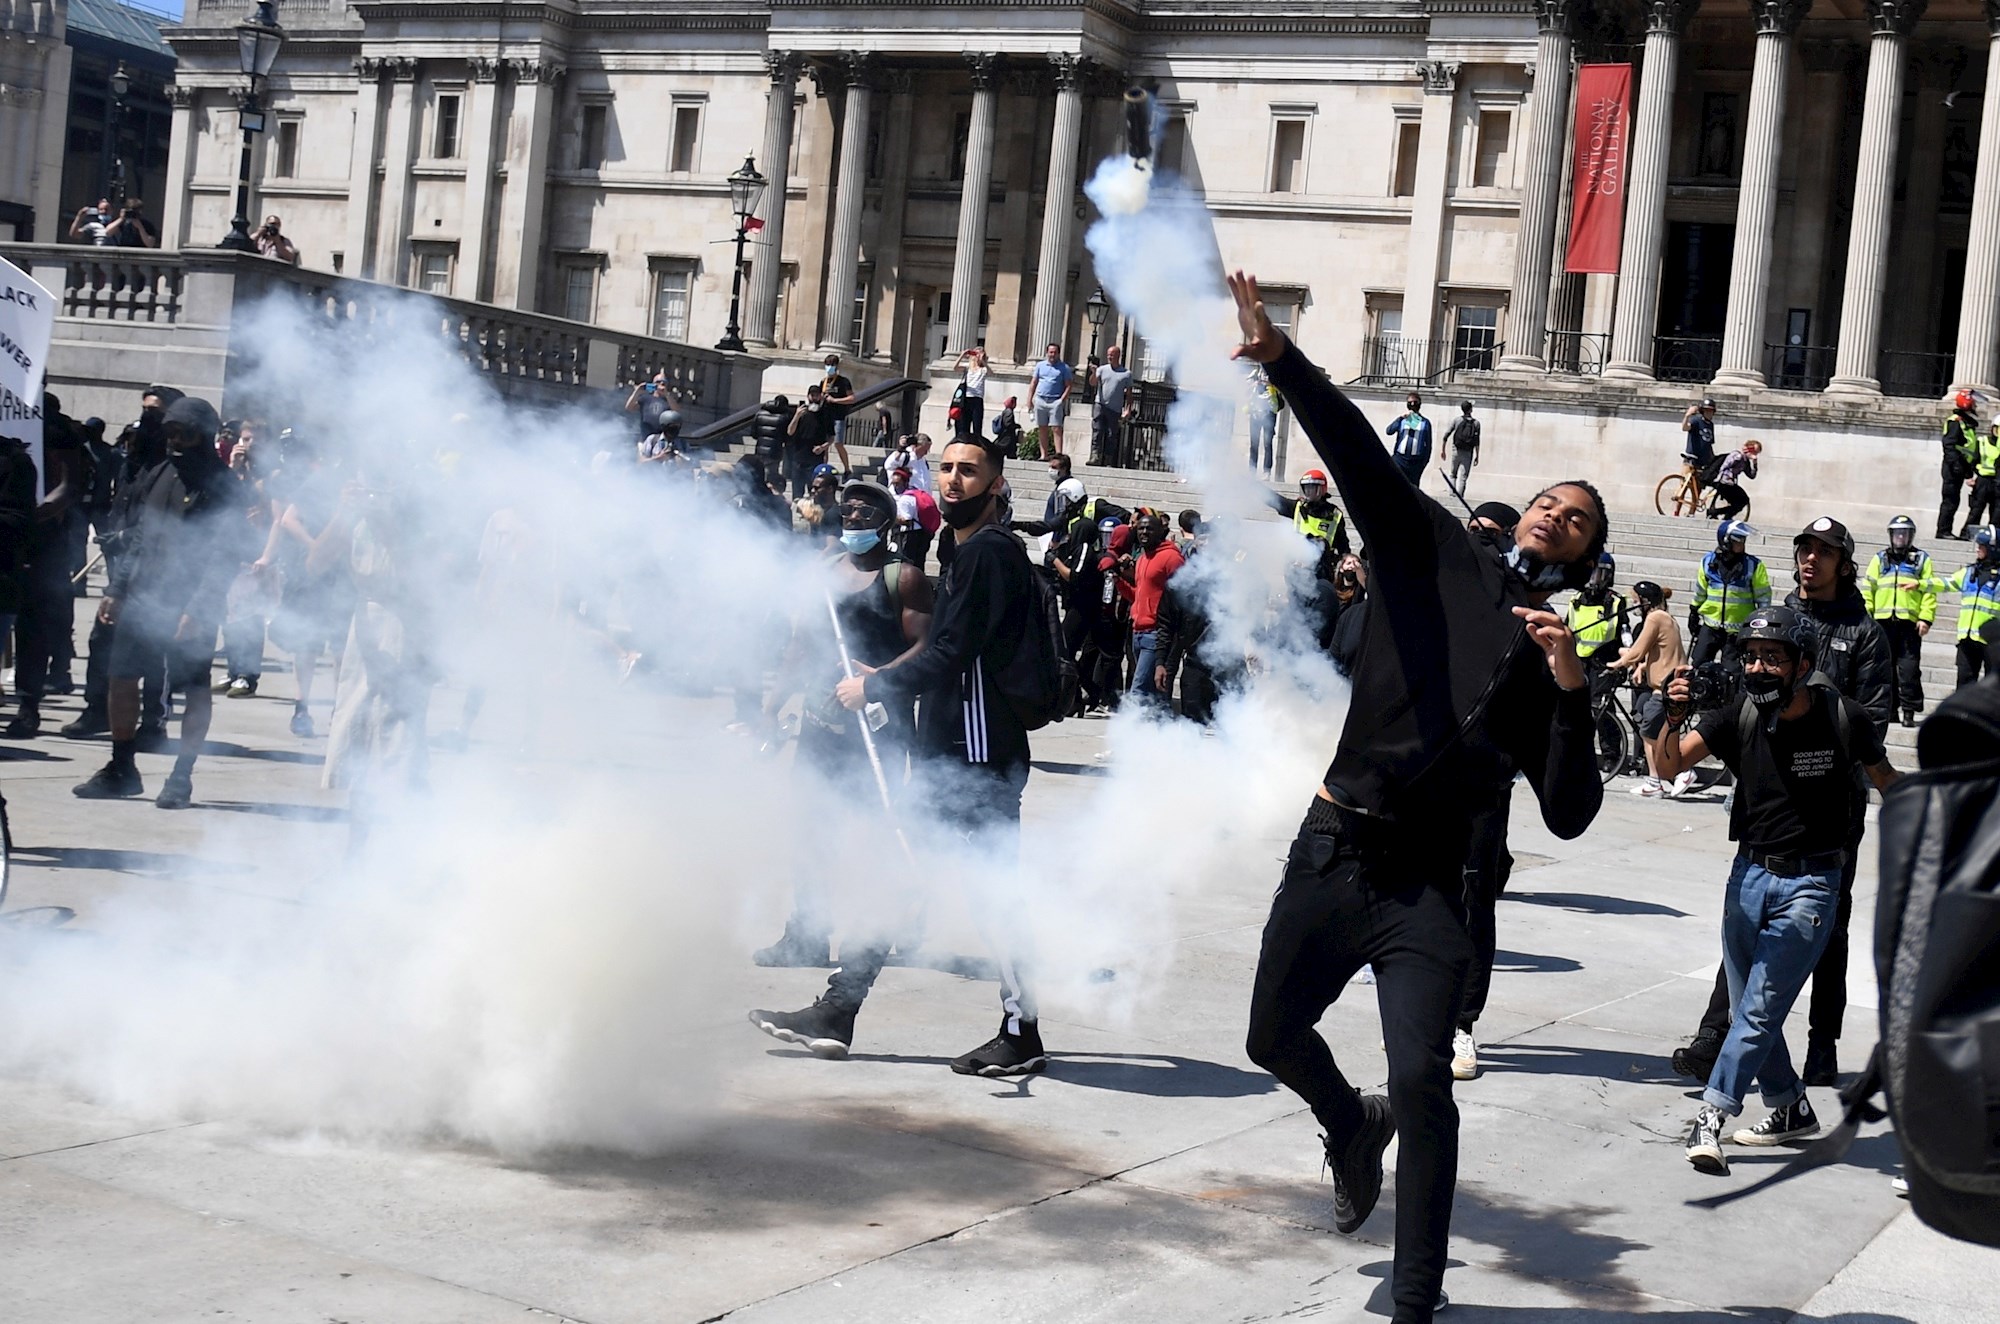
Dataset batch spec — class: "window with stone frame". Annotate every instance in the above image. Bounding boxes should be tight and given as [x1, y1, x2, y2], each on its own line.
[651, 262, 695, 341]
[849, 265, 873, 351]
[1270, 118, 1308, 193]
[560, 261, 598, 324]
[271, 115, 301, 178]
[579, 103, 608, 171]
[411, 244, 455, 295]
[1451, 303, 1501, 369]
[432, 90, 462, 160]
[1472, 109, 1511, 188]
[670, 100, 703, 174]
[1392, 120, 1422, 197]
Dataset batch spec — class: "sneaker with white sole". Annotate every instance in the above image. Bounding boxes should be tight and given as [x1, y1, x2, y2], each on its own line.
[747, 997, 856, 1059]
[1451, 1029, 1478, 1081]
[1669, 770, 1698, 797]
[1732, 1095, 1818, 1146]
[1685, 1105, 1728, 1174]
[1630, 778, 1664, 797]
[950, 1019, 1048, 1077]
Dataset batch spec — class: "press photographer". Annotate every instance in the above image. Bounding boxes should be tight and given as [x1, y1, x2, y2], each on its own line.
[253, 214, 300, 265]
[1656, 607, 1899, 1176]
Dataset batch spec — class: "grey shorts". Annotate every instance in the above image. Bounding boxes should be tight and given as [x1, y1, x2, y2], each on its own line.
[1033, 398, 1067, 429]
[1636, 690, 1668, 740]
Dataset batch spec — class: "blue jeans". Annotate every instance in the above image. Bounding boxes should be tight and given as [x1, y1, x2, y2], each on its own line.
[1703, 855, 1840, 1116]
[1131, 628, 1164, 703]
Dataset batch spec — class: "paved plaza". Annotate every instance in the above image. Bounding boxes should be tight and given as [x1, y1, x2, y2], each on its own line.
[1, 646, 1996, 1324]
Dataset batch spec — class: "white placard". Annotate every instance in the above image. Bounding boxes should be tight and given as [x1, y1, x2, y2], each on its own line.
[0, 254, 54, 478]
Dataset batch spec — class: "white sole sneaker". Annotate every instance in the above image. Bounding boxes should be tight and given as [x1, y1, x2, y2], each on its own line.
[747, 1011, 851, 1060]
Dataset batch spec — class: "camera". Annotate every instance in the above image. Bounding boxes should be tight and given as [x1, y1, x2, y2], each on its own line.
[1685, 661, 1739, 711]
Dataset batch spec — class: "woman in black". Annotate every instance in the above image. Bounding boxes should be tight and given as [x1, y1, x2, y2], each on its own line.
[1229, 273, 1606, 1324]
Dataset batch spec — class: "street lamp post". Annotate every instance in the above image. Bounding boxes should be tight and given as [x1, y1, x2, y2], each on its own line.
[715, 155, 767, 353]
[218, 1, 285, 252]
[1085, 285, 1110, 357]
[106, 62, 130, 202]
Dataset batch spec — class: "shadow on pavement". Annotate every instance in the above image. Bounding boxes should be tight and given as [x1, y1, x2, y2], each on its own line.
[1507, 890, 1692, 919]
[12, 845, 253, 876]
[1478, 1040, 1682, 1086]
[0, 745, 75, 762]
[200, 741, 324, 766]
[1042, 1053, 1280, 1098]
[1029, 760, 1109, 778]
[200, 799, 348, 823]
[1493, 949, 1585, 974]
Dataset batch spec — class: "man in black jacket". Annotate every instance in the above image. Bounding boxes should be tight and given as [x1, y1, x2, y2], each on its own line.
[1229, 273, 1604, 1324]
[750, 436, 1048, 1078]
[1671, 516, 1894, 1088]
[73, 396, 253, 809]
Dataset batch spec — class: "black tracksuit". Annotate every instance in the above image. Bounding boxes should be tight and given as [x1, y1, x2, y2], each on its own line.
[1244, 340, 1602, 1324]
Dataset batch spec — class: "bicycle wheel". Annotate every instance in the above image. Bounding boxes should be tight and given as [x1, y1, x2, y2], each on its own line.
[1593, 701, 1634, 784]
[1654, 473, 1694, 517]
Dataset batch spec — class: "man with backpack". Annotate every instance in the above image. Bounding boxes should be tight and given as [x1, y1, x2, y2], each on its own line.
[1657, 607, 1900, 1175]
[749, 435, 1055, 1077]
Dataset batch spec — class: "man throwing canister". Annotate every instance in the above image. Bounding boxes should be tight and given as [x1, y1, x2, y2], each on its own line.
[1230, 273, 1605, 1324]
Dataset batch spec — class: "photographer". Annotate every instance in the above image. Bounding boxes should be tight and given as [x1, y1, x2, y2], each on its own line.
[103, 197, 158, 249]
[69, 198, 113, 246]
[253, 214, 300, 265]
[786, 386, 831, 499]
[1657, 608, 1899, 1176]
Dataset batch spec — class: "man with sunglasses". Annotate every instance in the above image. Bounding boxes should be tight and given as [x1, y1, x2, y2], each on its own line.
[1657, 607, 1899, 1174]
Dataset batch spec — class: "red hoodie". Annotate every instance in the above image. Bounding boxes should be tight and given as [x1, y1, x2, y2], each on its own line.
[1130, 539, 1185, 630]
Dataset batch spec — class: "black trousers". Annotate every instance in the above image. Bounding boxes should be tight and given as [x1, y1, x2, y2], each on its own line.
[1879, 617, 1924, 712]
[1458, 789, 1516, 1033]
[1697, 805, 1863, 1047]
[1689, 623, 1741, 669]
[1967, 475, 2000, 534]
[1959, 637, 1996, 688]
[13, 558, 74, 705]
[1709, 483, 1750, 521]
[1247, 805, 1471, 1324]
[1178, 656, 1218, 724]
[1939, 462, 1968, 540]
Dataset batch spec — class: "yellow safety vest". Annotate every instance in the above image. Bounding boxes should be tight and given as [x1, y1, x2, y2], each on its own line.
[1567, 593, 1626, 657]
[1294, 501, 1344, 546]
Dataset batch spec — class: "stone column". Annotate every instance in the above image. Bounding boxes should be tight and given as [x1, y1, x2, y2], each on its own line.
[1028, 54, 1086, 357]
[456, 57, 504, 302]
[491, 58, 563, 309]
[946, 54, 1002, 357]
[374, 57, 422, 286]
[1714, 0, 1809, 387]
[1953, 2, 2000, 394]
[1886, 43, 1959, 354]
[1400, 60, 1459, 359]
[343, 59, 385, 278]
[818, 54, 877, 354]
[1499, 2, 1575, 372]
[1605, 0, 1701, 380]
[1828, 0, 1928, 397]
[160, 83, 197, 250]
[745, 52, 801, 347]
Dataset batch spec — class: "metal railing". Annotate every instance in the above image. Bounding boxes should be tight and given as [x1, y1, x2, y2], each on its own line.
[1351, 337, 1503, 387]
[1652, 335, 1723, 384]
[1108, 379, 1177, 472]
[1545, 330, 1610, 376]
[1879, 349, 1954, 400]
[1765, 342, 1836, 393]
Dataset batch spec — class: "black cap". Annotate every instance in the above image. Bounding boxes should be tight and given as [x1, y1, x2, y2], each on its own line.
[1470, 500, 1520, 529]
[1794, 516, 1855, 561]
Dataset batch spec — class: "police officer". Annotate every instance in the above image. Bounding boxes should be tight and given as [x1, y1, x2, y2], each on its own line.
[1963, 416, 2000, 537]
[1688, 519, 1769, 668]
[1939, 391, 1981, 540]
[1564, 552, 1627, 689]
[1266, 468, 1352, 556]
[1941, 526, 2000, 688]
[1862, 515, 1938, 726]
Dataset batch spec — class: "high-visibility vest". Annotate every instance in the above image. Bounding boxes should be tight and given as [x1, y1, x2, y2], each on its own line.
[1294, 500, 1345, 547]
[1944, 416, 1980, 466]
[1945, 562, 2000, 642]
[1567, 592, 1627, 657]
[1863, 549, 1938, 624]
[1976, 430, 2000, 479]
[1693, 551, 1770, 633]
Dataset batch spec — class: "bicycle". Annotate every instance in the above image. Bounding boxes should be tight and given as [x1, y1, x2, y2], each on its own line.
[1590, 676, 1645, 784]
[1655, 462, 1751, 521]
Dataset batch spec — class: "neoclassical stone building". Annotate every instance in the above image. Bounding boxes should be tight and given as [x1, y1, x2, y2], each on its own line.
[149, 0, 2000, 432]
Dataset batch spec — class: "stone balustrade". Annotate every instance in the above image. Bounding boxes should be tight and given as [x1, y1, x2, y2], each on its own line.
[0, 244, 766, 428]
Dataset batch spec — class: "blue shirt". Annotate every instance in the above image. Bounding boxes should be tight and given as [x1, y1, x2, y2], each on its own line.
[1032, 360, 1073, 402]
[1386, 412, 1432, 459]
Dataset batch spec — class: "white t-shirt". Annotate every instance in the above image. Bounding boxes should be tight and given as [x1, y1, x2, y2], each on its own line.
[963, 364, 988, 400]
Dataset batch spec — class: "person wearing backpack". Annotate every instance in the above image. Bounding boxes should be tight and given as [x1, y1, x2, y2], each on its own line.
[749, 436, 1049, 1077]
[1657, 606, 1901, 1175]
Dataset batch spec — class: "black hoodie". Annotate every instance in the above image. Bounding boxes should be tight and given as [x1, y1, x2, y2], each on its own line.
[1786, 584, 1894, 736]
[108, 397, 254, 623]
[1264, 338, 1601, 840]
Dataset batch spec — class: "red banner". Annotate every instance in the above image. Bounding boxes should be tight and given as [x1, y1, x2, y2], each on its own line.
[1564, 64, 1632, 274]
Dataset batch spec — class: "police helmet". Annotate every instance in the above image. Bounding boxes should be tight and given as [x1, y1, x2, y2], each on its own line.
[1975, 526, 1997, 549]
[810, 462, 838, 483]
[1716, 519, 1756, 548]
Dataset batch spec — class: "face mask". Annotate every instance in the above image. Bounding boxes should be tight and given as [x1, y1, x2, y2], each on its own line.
[939, 486, 994, 529]
[1743, 670, 1793, 711]
[840, 528, 882, 555]
[1503, 540, 1582, 593]
[1048, 469, 1063, 481]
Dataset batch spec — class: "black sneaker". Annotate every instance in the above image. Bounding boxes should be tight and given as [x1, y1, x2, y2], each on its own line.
[1732, 1095, 1818, 1146]
[1325, 1093, 1395, 1234]
[1672, 1030, 1723, 1081]
[1685, 1106, 1728, 1174]
[748, 998, 856, 1059]
[949, 1019, 1048, 1077]
[155, 771, 194, 810]
[60, 711, 109, 738]
[1802, 1037, 1839, 1088]
[73, 762, 144, 799]
[1, 709, 40, 739]
[134, 723, 171, 754]
[751, 929, 833, 968]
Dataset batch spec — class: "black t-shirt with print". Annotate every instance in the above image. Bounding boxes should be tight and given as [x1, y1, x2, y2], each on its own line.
[1696, 691, 1884, 855]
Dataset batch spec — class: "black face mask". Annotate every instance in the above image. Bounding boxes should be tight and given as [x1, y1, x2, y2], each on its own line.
[940, 486, 994, 530]
[1502, 537, 1591, 593]
[1743, 670, 1793, 712]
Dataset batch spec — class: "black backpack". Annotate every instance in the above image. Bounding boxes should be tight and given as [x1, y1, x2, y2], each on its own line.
[1700, 669, 2000, 1246]
[977, 528, 1076, 731]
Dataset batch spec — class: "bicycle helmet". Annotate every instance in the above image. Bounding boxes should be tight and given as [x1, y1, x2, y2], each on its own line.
[1739, 604, 1816, 663]
[1632, 579, 1667, 606]
[1716, 519, 1755, 548]
[810, 462, 838, 483]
